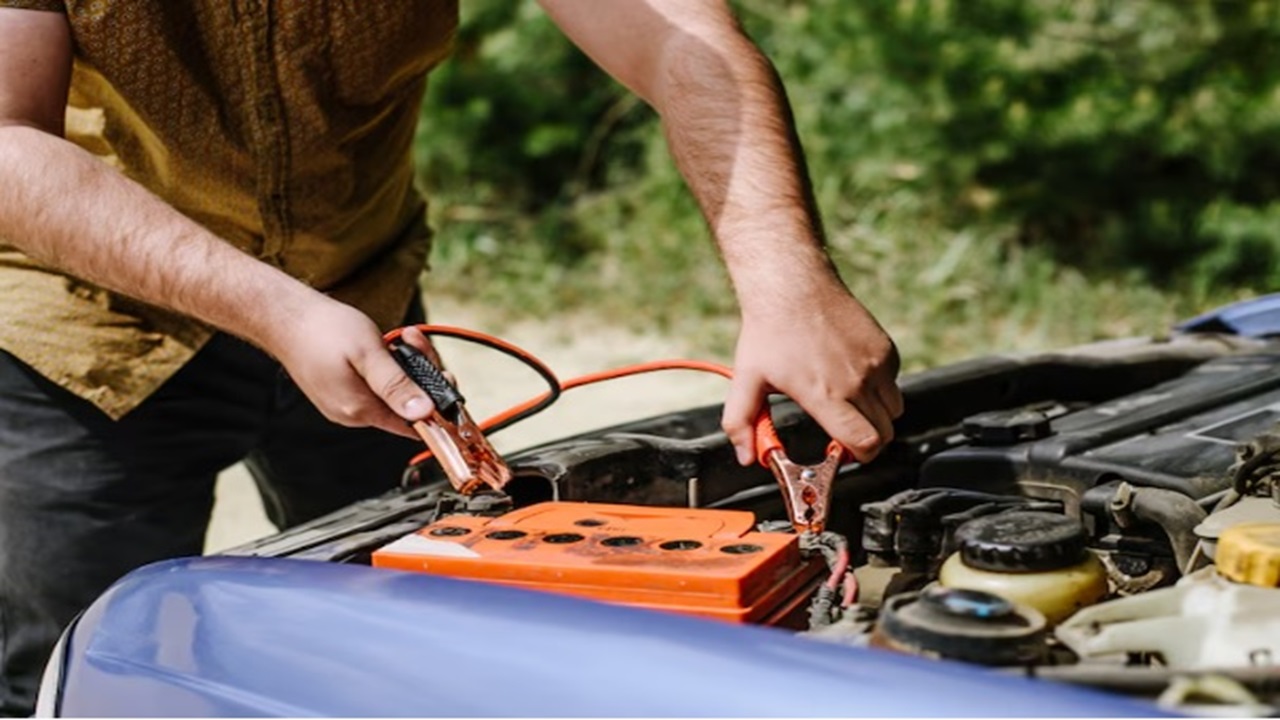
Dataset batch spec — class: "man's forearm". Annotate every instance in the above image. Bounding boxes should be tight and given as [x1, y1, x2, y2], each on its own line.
[0, 125, 437, 436]
[0, 6, 439, 437]
[537, 0, 839, 308]
[0, 124, 317, 350]
[639, 9, 901, 462]
[650, 20, 841, 311]
[536, 0, 905, 461]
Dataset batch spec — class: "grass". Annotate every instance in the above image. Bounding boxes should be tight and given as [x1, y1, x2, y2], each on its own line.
[420, 160, 1249, 374]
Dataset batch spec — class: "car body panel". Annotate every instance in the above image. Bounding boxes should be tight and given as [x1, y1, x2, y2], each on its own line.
[1178, 291, 1280, 337]
[56, 557, 1164, 717]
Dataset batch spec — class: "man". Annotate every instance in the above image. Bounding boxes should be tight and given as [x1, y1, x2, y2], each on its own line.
[0, 1, 903, 713]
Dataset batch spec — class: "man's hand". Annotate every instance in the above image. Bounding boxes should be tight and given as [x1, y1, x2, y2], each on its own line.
[722, 280, 903, 466]
[264, 299, 437, 439]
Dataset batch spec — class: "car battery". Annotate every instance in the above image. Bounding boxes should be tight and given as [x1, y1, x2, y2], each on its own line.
[372, 501, 824, 625]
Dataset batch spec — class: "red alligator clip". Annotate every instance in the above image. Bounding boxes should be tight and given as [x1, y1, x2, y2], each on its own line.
[753, 410, 852, 534]
[389, 340, 512, 495]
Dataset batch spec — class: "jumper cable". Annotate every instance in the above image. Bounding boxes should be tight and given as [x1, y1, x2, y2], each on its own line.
[388, 340, 512, 495]
[383, 324, 854, 533]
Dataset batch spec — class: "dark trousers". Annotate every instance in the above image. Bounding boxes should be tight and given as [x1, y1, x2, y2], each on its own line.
[0, 324, 423, 715]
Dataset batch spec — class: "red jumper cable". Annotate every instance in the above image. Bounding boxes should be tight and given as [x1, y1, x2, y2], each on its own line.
[383, 324, 854, 534]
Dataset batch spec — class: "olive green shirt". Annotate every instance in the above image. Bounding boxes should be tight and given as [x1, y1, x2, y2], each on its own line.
[0, 0, 458, 417]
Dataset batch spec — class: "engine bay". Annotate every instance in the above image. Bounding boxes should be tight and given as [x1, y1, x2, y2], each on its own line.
[227, 330, 1280, 716]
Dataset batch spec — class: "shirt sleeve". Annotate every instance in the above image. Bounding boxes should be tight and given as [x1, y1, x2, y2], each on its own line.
[0, 0, 65, 11]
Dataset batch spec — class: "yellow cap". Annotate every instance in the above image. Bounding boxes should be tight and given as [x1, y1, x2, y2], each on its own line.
[1217, 523, 1280, 587]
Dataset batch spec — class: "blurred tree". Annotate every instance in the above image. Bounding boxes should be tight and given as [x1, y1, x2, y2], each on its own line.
[856, 0, 1280, 286]
[416, 0, 652, 266]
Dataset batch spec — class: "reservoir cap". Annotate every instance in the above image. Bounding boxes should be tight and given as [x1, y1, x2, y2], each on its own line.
[956, 511, 1087, 573]
[961, 409, 1053, 446]
[875, 586, 1047, 666]
[1217, 523, 1280, 587]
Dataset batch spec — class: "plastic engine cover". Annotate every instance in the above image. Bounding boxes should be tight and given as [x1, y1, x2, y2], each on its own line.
[372, 501, 823, 624]
[920, 354, 1280, 501]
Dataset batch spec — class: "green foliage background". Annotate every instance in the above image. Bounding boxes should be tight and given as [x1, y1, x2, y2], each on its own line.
[414, 0, 1277, 368]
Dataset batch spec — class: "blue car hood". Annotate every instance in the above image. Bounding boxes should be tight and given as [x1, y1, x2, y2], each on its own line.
[52, 557, 1169, 717]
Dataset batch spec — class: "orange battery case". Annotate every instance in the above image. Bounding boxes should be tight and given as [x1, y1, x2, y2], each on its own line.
[372, 501, 824, 625]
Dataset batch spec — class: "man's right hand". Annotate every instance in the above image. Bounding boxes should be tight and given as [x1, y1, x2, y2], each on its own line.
[266, 298, 436, 439]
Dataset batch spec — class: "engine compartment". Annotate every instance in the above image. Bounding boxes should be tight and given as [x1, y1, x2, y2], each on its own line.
[225, 330, 1280, 715]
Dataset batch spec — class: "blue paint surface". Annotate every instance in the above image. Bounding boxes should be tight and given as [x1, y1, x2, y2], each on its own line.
[1179, 293, 1280, 337]
[56, 557, 1168, 717]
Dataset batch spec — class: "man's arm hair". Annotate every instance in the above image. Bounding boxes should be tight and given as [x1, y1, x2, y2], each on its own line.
[537, 0, 840, 315]
[0, 7, 316, 351]
[0, 8, 440, 435]
[540, 0, 904, 464]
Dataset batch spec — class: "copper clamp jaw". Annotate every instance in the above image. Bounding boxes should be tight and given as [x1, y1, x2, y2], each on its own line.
[754, 411, 851, 534]
[390, 341, 512, 495]
[762, 443, 846, 534]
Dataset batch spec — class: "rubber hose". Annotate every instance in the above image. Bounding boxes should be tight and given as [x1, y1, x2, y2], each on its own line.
[1126, 486, 1207, 575]
[807, 585, 838, 630]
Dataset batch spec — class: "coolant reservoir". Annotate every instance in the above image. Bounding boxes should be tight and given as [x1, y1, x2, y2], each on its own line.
[938, 511, 1107, 625]
[1193, 496, 1280, 562]
[1057, 564, 1280, 669]
[1056, 523, 1280, 670]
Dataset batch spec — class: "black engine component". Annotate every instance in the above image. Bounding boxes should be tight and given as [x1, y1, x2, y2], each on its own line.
[962, 409, 1054, 446]
[920, 353, 1280, 511]
[862, 488, 1060, 572]
[1226, 424, 1280, 502]
[872, 586, 1047, 666]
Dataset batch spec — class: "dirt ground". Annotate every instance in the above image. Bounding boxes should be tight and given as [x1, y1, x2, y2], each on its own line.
[204, 298, 733, 552]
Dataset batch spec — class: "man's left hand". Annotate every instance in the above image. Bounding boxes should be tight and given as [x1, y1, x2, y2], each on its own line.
[721, 279, 903, 466]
